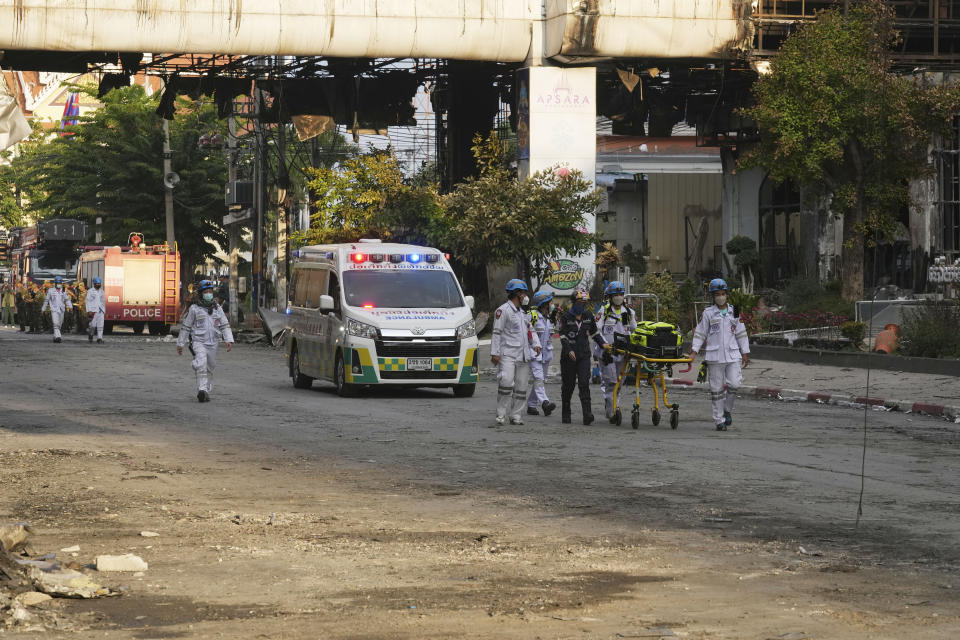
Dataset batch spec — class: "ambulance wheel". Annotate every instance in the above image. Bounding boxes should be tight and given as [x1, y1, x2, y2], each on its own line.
[334, 352, 359, 397]
[148, 322, 166, 336]
[131, 322, 145, 335]
[631, 412, 640, 429]
[290, 347, 313, 389]
[670, 410, 679, 430]
[613, 408, 622, 426]
[453, 384, 476, 398]
[651, 408, 661, 426]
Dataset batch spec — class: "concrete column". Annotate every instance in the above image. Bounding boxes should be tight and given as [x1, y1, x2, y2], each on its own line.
[517, 65, 597, 294]
[720, 149, 762, 276]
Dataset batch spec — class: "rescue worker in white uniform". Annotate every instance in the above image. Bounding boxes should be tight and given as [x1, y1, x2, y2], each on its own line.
[177, 279, 234, 402]
[85, 277, 106, 343]
[526, 290, 557, 417]
[41, 276, 73, 343]
[490, 279, 541, 426]
[596, 281, 637, 420]
[690, 278, 751, 431]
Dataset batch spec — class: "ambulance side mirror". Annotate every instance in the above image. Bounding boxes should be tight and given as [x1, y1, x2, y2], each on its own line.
[318, 294, 334, 311]
[464, 295, 475, 310]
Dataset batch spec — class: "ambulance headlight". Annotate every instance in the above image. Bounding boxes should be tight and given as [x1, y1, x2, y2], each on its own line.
[346, 318, 378, 340]
[456, 318, 476, 339]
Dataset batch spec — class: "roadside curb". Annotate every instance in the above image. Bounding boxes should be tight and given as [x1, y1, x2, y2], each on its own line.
[665, 378, 960, 422]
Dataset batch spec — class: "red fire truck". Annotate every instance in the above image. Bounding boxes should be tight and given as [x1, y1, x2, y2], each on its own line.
[77, 238, 180, 335]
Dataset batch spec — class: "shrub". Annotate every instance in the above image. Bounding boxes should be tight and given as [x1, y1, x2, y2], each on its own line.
[728, 288, 759, 317]
[899, 300, 960, 358]
[840, 320, 867, 348]
[638, 271, 680, 326]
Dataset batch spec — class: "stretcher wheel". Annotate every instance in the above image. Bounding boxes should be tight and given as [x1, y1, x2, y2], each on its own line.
[651, 408, 661, 426]
[631, 411, 640, 429]
[670, 410, 679, 430]
[613, 408, 622, 426]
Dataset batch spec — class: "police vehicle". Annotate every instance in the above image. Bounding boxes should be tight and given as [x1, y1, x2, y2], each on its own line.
[286, 240, 479, 397]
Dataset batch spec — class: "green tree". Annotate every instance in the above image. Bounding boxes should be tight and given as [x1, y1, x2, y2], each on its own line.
[11, 84, 228, 279]
[438, 132, 603, 289]
[725, 235, 759, 293]
[0, 155, 25, 228]
[292, 150, 442, 246]
[740, 0, 960, 301]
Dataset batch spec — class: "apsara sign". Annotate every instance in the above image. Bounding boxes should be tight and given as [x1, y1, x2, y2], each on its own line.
[544, 259, 584, 290]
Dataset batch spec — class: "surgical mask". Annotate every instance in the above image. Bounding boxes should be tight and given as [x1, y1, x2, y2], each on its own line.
[548, 303, 556, 314]
[202, 292, 214, 302]
[611, 294, 624, 306]
[715, 294, 727, 307]
[521, 295, 530, 306]
[570, 303, 585, 317]
[55, 284, 61, 290]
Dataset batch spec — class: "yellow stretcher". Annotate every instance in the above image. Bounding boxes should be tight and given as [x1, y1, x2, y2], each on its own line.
[608, 334, 693, 429]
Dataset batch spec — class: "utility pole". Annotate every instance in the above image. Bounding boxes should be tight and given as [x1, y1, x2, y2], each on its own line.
[162, 119, 175, 249]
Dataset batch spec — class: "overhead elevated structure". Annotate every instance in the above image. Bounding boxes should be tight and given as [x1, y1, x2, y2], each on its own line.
[0, 0, 750, 64]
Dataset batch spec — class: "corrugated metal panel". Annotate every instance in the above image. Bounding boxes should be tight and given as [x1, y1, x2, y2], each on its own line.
[646, 174, 722, 275]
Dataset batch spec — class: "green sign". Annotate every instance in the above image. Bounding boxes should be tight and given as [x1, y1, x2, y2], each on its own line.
[544, 259, 584, 290]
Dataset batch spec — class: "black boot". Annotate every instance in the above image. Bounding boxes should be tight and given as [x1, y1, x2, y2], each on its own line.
[542, 400, 556, 416]
[582, 408, 594, 426]
[561, 402, 572, 424]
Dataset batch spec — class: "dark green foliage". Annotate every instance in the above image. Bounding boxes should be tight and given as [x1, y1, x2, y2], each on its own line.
[740, 0, 960, 301]
[899, 300, 960, 358]
[11, 85, 227, 273]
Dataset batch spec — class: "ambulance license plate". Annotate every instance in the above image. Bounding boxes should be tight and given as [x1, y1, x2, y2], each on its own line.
[406, 357, 433, 371]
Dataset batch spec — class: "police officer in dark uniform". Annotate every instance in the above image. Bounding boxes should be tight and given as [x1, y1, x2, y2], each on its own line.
[558, 288, 610, 425]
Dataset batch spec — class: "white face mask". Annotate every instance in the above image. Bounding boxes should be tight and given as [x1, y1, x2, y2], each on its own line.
[715, 294, 727, 307]
[548, 303, 556, 313]
[611, 295, 624, 306]
[521, 296, 530, 307]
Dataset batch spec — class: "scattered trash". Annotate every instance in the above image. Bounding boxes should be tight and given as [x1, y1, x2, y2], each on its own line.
[267, 513, 277, 526]
[765, 633, 808, 640]
[797, 546, 822, 557]
[703, 517, 732, 523]
[138, 531, 159, 538]
[59, 545, 80, 553]
[95, 554, 148, 572]
[29, 565, 119, 598]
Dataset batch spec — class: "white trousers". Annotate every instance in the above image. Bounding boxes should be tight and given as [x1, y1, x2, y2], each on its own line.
[51, 310, 64, 339]
[88, 311, 104, 339]
[707, 361, 742, 425]
[599, 354, 626, 416]
[191, 342, 219, 393]
[527, 358, 552, 407]
[497, 356, 530, 421]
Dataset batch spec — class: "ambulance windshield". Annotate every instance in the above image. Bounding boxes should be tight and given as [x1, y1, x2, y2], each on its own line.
[343, 270, 464, 309]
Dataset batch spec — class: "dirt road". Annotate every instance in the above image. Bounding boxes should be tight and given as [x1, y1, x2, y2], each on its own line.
[1, 329, 958, 638]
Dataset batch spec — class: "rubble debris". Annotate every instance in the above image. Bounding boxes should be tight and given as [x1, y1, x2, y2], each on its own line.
[96, 554, 148, 572]
[139, 531, 160, 538]
[0, 522, 33, 553]
[14, 592, 52, 607]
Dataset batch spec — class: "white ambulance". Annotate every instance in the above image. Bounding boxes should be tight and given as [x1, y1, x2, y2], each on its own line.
[286, 240, 479, 397]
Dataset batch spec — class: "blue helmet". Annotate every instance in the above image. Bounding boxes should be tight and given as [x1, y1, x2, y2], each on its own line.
[505, 278, 528, 293]
[604, 280, 625, 296]
[709, 278, 728, 293]
[198, 279, 215, 292]
[54, 276, 63, 284]
[531, 290, 554, 308]
[92, 277, 102, 285]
